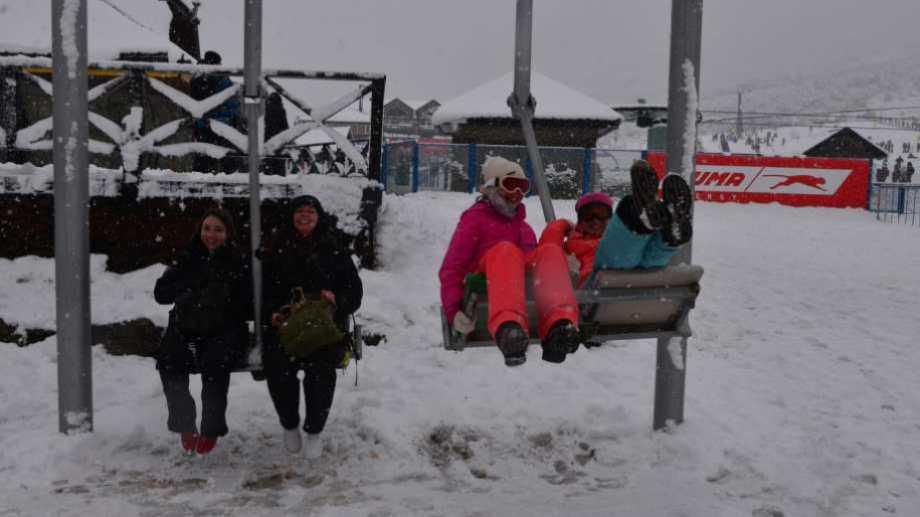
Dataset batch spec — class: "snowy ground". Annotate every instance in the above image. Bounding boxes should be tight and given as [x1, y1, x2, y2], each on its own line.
[1, 194, 919, 516]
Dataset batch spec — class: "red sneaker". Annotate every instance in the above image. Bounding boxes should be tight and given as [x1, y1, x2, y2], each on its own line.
[180, 432, 199, 454]
[196, 436, 218, 455]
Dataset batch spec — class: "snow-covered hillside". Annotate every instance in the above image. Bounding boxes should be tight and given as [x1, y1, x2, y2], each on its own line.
[1, 193, 919, 516]
[703, 53, 920, 116]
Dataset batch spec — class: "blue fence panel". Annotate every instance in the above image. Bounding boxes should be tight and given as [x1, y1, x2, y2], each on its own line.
[381, 142, 644, 200]
[383, 141, 415, 194]
[411, 142, 420, 193]
[869, 183, 920, 226]
[415, 142, 470, 193]
[467, 144, 477, 192]
[381, 143, 389, 189]
[581, 148, 593, 195]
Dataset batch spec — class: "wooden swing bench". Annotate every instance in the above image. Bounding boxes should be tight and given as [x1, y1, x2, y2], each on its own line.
[441, 265, 704, 350]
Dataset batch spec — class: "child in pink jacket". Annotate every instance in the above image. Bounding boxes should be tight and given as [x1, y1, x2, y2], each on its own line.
[439, 157, 579, 366]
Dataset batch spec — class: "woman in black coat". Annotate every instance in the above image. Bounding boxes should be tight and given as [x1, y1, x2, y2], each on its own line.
[154, 208, 251, 455]
[261, 195, 362, 458]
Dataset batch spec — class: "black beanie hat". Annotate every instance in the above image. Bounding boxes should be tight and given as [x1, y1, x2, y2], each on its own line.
[290, 194, 325, 216]
[202, 50, 222, 65]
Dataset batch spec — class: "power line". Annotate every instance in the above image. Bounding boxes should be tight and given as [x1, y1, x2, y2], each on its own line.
[700, 120, 920, 133]
[703, 105, 920, 117]
[97, 0, 162, 35]
[704, 114, 920, 124]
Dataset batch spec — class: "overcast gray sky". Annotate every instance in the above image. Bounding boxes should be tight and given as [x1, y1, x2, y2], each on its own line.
[198, 0, 920, 106]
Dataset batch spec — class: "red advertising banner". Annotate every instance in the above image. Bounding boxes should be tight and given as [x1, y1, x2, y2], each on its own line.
[645, 152, 870, 208]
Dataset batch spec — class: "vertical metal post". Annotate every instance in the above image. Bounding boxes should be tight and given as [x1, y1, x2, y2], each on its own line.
[368, 78, 385, 182]
[654, 0, 702, 431]
[244, 0, 264, 358]
[0, 69, 17, 163]
[582, 148, 593, 195]
[467, 143, 478, 193]
[381, 143, 389, 190]
[508, 0, 555, 221]
[361, 80, 385, 269]
[411, 140, 420, 192]
[53, 0, 92, 434]
[866, 160, 874, 211]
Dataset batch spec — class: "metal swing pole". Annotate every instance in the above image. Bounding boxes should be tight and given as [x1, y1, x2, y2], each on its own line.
[53, 0, 93, 434]
[244, 0, 264, 360]
[508, 0, 555, 222]
[653, 0, 703, 431]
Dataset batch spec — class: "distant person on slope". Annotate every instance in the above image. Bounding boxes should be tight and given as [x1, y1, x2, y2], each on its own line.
[877, 160, 890, 183]
[439, 156, 580, 366]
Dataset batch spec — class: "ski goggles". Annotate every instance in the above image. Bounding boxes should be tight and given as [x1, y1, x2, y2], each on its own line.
[498, 175, 531, 195]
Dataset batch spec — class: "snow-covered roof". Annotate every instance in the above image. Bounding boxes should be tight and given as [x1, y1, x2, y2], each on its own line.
[0, 0, 191, 62]
[327, 106, 370, 124]
[295, 126, 349, 147]
[797, 125, 890, 155]
[383, 97, 427, 111]
[787, 127, 844, 153]
[432, 72, 622, 127]
[402, 99, 435, 111]
[612, 98, 668, 110]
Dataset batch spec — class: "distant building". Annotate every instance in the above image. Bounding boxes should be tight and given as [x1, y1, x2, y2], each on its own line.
[383, 98, 440, 136]
[612, 98, 668, 128]
[412, 99, 441, 129]
[802, 127, 888, 160]
[432, 72, 621, 148]
[326, 106, 372, 141]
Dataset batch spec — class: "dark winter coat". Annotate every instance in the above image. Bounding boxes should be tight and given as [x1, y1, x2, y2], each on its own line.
[190, 73, 241, 130]
[264, 92, 289, 141]
[154, 240, 252, 374]
[261, 198, 362, 365]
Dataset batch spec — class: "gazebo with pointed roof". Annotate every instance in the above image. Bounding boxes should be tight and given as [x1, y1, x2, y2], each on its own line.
[432, 72, 621, 148]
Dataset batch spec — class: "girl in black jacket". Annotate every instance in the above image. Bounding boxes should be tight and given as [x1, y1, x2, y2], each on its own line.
[154, 208, 251, 455]
[261, 195, 362, 457]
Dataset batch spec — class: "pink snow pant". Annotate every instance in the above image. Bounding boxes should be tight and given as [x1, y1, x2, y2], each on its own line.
[477, 241, 579, 340]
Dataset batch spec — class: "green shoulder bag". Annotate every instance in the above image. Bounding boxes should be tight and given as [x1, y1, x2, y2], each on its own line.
[278, 287, 345, 359]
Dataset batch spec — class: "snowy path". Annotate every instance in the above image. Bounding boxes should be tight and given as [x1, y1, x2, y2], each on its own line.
[1, 195, 919, 516]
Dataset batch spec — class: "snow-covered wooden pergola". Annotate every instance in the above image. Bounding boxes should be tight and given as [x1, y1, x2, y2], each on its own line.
[432, 72, 622, 148]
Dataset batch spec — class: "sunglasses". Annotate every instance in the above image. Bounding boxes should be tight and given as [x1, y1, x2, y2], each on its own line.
[499, 176, 531, 195]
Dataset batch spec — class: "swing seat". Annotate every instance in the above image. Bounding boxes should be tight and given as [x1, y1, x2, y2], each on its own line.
[231, 320, 365, 372]
[441, 265, 703, 351]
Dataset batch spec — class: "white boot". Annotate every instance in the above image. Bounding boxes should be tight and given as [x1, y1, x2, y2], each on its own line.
[283, 428, 302, 453]
[303, 433, 323, 459]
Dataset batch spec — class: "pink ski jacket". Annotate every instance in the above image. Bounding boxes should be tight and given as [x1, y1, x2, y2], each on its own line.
[439, 200, 537, 323]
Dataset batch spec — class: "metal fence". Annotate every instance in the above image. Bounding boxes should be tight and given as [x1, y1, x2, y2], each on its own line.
[869, 183, 920, 226]
[382, 141, 643, 199]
